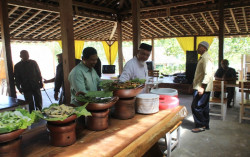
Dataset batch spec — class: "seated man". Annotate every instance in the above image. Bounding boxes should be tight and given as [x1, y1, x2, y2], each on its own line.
[214, 59, 236, 108]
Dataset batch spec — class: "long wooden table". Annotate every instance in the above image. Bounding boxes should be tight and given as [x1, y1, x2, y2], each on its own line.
[0, 95, 29, 112]
[21, 106, 187, 157]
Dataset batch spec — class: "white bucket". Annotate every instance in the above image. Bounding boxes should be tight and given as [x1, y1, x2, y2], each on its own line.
[150, 88, 178, 97]
[136, 94, 159, 114]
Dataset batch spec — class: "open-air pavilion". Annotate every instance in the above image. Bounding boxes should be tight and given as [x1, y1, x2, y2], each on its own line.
[0, 0, 250, 156]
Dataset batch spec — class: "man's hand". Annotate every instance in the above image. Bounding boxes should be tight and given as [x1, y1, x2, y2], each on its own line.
[54, 92, 59, 100]
[198, 87, 205, 96]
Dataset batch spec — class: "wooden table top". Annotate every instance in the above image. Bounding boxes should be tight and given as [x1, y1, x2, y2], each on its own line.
[0, 95, 28, 111]
[21, 106, 187, 157]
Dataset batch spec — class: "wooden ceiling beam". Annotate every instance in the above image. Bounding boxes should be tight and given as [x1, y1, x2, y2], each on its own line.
[208, 11, 219, 30]
[200, 12, 214, 34]
[121, 0, 211, 14]
[154, 18, 177, 35]
[23, 15, 59, 38]
[162, 18, 184, 35]
[242, 7, 248, 32]
[229, 8, 240, 33]
[72, 1, 116, 13]
[8, 0, 114, 21]
[8, 6, 19, 16]
[109, 22, 117, 40]
[11, 10, 42, 35]
[191, 14, 206, 34]
[41, 25, 60, 39]
[125, 22, 148, 38]
[9, 8, 31, 27]
[73, 19, 94, 33]
[141, 21, 163, 36]
[172, 17, 191, 35]
[146, 19, 170, 36]
[74, 21, 105, 36]
[181, 15, 198, 34]
[33, 21, 60, 38]
[83, 24, 113, 39]
[224, 21, 230, 33]
[14, 13, 51, 37]
[76, 22, 110, 37]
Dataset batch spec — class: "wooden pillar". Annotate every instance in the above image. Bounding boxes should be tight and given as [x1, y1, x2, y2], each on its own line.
[151, 38, 154, 61]
[194, 36, 197, 51]
[218, 0, 225, 68]
[117, 20, 123, 75]
[59, 0, 75, 104]
[0, 0, 16, 97]
[132, 0, 141, 56]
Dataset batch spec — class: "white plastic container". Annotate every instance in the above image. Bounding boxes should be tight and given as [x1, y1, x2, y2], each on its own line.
[150, 88, 178, 97]
[136, 94, 159, 114]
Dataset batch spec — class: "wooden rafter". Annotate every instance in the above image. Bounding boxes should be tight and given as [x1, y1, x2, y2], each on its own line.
[154, 18, 178, 35]
[190, 14, 206, 34]
[73, 19, 95, 34]
[229, 8, 240, 32]
[23, 15, 59, 38]
[224, 21, 230, 33]
[146, 20, 170, 35]
[172, 16, 191, 35]
[74, 21, 105, 37]
[11, 10, 42, 35]
[125, 22, 148, 38]
[83, 24, 113, 39]
[41, 25, 60, 39]
[33, 21, 60, 38]
[109, 22, 117, 40]
[9, 8, 31, 26]
[200, 12, 214, 34]
[86, 26, 112, 39]
[72, 1, 116, 13]
[75, 22, 110, 37]
[181, 15, 198, 34]
[14, 13, 51, 37]
[121, 0, 211, 14]
[8, 6, 19, 16]
[162, 18, 184, 35]
[141, 21, 163, 36]
[242, 7, 248, 32]
[208, 11, 219, 30]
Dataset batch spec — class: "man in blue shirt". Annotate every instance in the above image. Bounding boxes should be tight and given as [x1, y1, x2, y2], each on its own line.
[68, 47, 100, 105]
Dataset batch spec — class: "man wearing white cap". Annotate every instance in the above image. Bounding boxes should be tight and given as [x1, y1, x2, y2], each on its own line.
[191, 41, 214, 133]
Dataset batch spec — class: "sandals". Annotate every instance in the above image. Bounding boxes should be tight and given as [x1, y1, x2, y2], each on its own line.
[191, 127, 206, 133]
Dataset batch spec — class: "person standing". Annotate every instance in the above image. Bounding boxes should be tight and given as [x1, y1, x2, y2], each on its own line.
[119, 43, 152, 82]
[191, 41, 214, 132]
[44, 53, 64, 104]
[14, 50, 43, 112]
[68, 47, 100, 106]
[214, 59, 236, 108]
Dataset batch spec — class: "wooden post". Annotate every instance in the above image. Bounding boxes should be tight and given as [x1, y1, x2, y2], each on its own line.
[59, 0, 75, 104]
[218, 0, 225, 68]
[0, 0, 16, 97]
[117, 20, 123, 75]
[151, 38, 154, 62]
[132, 0, 141, 56]
[194, 36, 197, 51]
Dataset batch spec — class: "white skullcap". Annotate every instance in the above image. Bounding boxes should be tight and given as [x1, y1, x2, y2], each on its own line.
[199, 41, 209, 50]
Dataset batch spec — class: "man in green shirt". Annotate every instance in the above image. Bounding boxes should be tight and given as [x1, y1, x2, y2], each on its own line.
[68, 47, 100, 105]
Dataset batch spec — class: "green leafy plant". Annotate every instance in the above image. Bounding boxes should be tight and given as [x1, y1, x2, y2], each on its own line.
[0, 108, 36, 134]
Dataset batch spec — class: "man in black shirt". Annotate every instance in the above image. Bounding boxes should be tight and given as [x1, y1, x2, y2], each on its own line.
[214, 59, 236, 108]
[14, 50, 43, 112]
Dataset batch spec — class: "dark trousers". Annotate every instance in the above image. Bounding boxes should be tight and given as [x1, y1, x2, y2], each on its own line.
[59, 90, 65, 105]
[214, 87, 235, 106]
[191, 90, 211, 129]
[23, 88, 42, 112]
